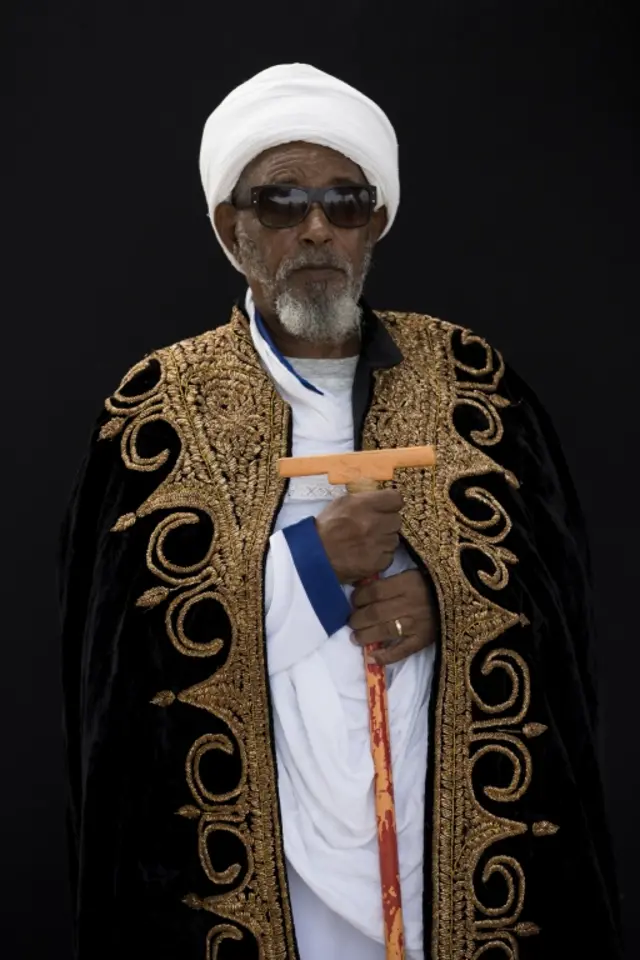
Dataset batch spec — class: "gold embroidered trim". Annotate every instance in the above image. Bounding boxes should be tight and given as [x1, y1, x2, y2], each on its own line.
[365, 313, 553, 959]
[137, 586, 171, 609]
[532, 821, 559, 837]
[522, 722, 548, 739]
[206, 925, 244, 959]
[150, 690, 176, 707]
[103, 306, 555, 958]
[111, 512, 137, 532]
[102, 309, 296, 958]
[514, 922, 541, 937]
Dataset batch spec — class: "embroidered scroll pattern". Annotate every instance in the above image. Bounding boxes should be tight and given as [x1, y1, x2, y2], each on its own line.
[100, 310, 297, 959]
[365, 313, 547, 960]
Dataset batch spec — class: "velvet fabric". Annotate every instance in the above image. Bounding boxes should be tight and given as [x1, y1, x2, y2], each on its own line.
[58, 304, 622, 958]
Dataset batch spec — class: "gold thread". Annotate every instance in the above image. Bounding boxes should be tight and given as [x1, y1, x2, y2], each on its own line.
[206, 925, 244, 960]
[522, 722, 548, 739]
[198, 821, 252, 890]
[105, 308, 548, 958]
[469, 648, 531, 724]
[474, 856, 525, 922]
[473, 940, 518, 959]
[182, 893, 202, 911]
[111, 512, 137, 532]
[99, 417, 125, 440]
[532, 821, 559, 837]
[185, 733, 246, 805]
[150, 690, 175, 707]
[470, 735, 533, 803]
[103, 309, 295, 958]
[365, 313, 539, 959]
[137, 586, 171, 609]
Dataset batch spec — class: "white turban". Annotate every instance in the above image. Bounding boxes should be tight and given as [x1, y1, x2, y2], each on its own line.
[199, 63, 400, 272]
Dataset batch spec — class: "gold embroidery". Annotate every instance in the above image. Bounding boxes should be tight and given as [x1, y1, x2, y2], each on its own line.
[205, 925, 245, 960]
[522, 722, 548, 739]
[111, 512, 137, 532]
[103, 306, 553, 958]
[365, 312, 550, 959]
[150, 690, 176, 707]
[102, 309, 296, 958]
[532, 821, 559, 837]
[99, 416, 125, 440]
[137, 585, 171, 609]
[186, 733, 247, 805]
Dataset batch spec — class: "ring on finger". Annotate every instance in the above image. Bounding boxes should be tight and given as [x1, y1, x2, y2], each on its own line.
[382, 619, 404, 647]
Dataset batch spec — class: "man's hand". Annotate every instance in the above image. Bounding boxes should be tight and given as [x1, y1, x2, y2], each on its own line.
[349, 569, 438, 666]
[314, 489, 404, 584]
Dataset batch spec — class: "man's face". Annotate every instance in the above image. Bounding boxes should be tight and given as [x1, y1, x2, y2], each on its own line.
[214, 141, 387, 342]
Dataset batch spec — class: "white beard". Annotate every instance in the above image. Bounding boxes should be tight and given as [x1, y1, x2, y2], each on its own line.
[275, 284, 363, 344]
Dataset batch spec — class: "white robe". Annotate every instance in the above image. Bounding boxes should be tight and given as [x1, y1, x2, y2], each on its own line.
[247, 291, 436, 960]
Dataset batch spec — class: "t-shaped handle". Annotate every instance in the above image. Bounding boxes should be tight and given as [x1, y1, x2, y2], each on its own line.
[278, 444, 436, 486]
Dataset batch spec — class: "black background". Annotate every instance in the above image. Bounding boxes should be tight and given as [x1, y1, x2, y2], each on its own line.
[4, 1, 638, 957]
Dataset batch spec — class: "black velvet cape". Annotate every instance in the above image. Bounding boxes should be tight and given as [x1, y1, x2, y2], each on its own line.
[59, 303, 623, 959]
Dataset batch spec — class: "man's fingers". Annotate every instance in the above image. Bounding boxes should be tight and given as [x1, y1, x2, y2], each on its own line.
[367, 634, 424, 666]
[351, 571, 408, 608]
[349, 599, 408, 632]
[350, 615, 415, 646]
[377, 512, 403, 535]
[350, 489, 403, 513]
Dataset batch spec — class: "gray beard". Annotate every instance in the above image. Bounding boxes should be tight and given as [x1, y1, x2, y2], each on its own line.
[235, 225, 371, 344]
[274, 278, 365, 344]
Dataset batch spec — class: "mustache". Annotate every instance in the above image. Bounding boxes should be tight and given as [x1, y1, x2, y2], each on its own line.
[277, 249, 352, 281]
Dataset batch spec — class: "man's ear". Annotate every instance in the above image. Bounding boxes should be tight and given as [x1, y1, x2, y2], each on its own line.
[370, 204, 388, 243]
[213, 202, 238, 258]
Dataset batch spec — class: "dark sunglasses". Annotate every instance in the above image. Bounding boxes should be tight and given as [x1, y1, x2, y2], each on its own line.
[233, 183, 377, 230]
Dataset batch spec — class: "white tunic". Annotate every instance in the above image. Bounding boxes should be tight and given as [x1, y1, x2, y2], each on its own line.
[247, 292, 436, 960]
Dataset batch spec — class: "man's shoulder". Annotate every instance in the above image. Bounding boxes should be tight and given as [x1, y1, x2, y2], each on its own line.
[108, 314, 246, 397]
[374, 308, 469, 335]
[374, 308, 485, 349]
[152, 317, 239, 364]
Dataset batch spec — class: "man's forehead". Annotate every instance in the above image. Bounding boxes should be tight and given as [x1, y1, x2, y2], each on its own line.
[240, 141, 365, 184]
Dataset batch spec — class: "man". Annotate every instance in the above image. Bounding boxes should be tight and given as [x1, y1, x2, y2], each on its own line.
[60, 64, 622, 959]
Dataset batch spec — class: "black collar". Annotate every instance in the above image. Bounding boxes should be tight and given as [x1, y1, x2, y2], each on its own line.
[358, 298, 403, 370]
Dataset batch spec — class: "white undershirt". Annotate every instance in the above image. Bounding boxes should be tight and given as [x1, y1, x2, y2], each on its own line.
[247, 291, 435, 960]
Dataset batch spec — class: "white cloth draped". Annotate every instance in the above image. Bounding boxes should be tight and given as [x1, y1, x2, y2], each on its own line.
[249, 290, 435, 959]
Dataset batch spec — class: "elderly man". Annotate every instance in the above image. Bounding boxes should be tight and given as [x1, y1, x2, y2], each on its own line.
[60, 64, 621, 960]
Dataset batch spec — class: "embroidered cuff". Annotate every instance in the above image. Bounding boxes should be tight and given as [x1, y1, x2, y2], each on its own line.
[282, 517, 351, 637]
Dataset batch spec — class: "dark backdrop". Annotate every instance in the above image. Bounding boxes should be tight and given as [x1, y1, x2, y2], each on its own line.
[4, 2, 638, 957]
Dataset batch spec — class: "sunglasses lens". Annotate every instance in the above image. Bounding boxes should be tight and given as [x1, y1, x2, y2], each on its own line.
[324, 186, 373, 228]
[256, 186, 308, 228]
[252, 185, 375, 229]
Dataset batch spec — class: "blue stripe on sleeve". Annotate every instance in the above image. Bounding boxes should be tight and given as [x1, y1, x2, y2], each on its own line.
[282, 517, 351, 637]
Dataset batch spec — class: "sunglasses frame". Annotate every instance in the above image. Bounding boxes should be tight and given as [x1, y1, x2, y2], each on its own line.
[234, 183, 378, 229]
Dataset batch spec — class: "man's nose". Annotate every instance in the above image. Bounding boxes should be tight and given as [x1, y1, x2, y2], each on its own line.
[298, 203, 333, 245]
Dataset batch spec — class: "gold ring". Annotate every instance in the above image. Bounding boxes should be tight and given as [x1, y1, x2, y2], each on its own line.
[394, 618, 403, 640]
